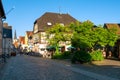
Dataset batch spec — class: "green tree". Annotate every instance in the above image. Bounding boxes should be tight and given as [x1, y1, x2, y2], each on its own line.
[71, 21, 94, 49]
[71, 20, 118, 51]
[93, 27, 118, 47]
[70, 20, 118, 62]
[46, 24, 72, 54]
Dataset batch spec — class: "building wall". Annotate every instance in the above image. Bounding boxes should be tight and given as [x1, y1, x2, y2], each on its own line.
[25, 33, 28, 45]
[3, 38, 12, 55]
[3, 23, 13, 55]
[33, 33, 39, 43]
[40, 32, 47, 44]
[0, 18, 3, 55]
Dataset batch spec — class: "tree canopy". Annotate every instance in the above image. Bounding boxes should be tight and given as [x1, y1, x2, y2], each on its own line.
[46, 23, 72, 54]
[46, 20, 118, 52]
[71, 21, 118, 50]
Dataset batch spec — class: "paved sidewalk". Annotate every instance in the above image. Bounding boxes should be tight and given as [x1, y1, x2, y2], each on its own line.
[54, 59, 120, 80]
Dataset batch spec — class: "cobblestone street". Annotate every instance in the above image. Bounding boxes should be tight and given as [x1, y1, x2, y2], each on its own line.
[0, 55, 120, 80]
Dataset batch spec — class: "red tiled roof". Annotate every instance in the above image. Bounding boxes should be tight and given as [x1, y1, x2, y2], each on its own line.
[26, 31, 33, 37]
[19, 36, 25, 44]
[104, 23, 120, 34]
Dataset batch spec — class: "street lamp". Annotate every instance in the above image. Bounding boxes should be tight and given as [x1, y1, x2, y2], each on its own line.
[3, 34, 6, 62]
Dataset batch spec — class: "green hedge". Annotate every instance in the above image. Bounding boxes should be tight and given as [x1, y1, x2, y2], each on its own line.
[71, 50, 91, 64]
[90, 50, 104, 61]
[52, 51, 71, 59]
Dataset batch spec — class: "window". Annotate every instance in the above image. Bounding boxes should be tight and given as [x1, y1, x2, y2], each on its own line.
[47, 22, 52, 26]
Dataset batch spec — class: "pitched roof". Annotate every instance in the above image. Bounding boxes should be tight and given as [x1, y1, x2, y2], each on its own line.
[3, 23, 12, 29]
[26, 31, 33, 37]
[34, 12, 78, 32]
[0, 0, 6, 18]
[104, 23, 120, 34]
[19, 36, 25, 44]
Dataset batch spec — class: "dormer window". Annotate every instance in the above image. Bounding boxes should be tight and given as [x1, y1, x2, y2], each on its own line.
[47, 22, 52, 26]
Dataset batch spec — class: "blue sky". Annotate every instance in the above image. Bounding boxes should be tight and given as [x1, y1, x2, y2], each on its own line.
[2, 0, 120, 37]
